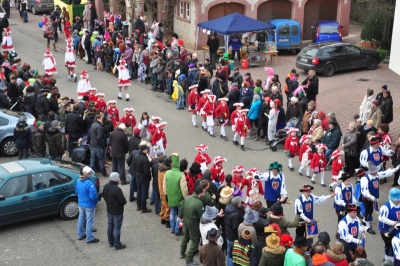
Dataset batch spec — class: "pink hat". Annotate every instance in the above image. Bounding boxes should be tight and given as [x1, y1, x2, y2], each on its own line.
[44, 48, 52, 57]
[196, 144, 208, 152]
[331, 149, 344, 159]
[213, 156, 227, 164]
[232, 166, 245, 174]
[286, 127, 299, 134]
[246, 168, 258, 176]
[81, 70, 88, 79]
[124, 108, 134, 113]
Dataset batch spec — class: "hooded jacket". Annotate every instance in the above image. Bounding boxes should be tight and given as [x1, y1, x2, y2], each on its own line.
[75, 176, 98, 208]
[325, 249, 348, 266]
[14, 121, 31, 149]
[259, 245, 286, 266]
[163, 154, 188, 207]
[158, 163, 171, 200]
[312, 253, 335, 266]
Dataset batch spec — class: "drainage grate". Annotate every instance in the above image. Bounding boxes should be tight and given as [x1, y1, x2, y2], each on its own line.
[357, 78, 370, 82]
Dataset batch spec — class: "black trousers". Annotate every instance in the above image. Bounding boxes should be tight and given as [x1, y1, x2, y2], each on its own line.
[364, 199, 374, 222]
[341, 240, 355, 263]
[381, 232, 395, 256]
[112, 156, 126, 182]
[266, 200, 277, 208]
[136, 181, 149, 210]
[257, 117, 268, 138]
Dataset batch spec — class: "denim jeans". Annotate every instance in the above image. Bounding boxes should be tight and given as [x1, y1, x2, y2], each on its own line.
[325, 148, 334, 164]
[128, 63, 133, 79]
[22, 11, 28, 22]
[17, 148, 29, 159]
[107, 213, 123, 248]
[112, 156, 126, 182]
[226, 239, 234, 266]
[129, 171, 137, 200]
[152, 191, 161, 214]
[136, 181, 149, 210]
[152, 73, 158, 88]
[90, 147, 106, 175]
[77, 206, 95, 242]
[167, 77, 173, 95]
[169, 206, 181, 233]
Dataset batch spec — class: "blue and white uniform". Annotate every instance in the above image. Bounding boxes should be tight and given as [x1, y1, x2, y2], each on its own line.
[392, 232, 400, 265]
[260, 171, 287, 202]
[338, 215, 363, 250]
[334, 183, 357, 211]
[295, 194, 331, 221]
[379, 201, 400, 262]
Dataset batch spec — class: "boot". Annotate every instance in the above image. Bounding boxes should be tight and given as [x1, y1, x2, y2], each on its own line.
[53, 43, 57, 52]
[241, 145, 245, 151]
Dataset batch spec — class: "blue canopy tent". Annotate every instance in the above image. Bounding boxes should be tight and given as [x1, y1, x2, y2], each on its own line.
[196, 12, 276, 52]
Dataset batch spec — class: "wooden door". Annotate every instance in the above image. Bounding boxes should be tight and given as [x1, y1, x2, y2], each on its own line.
[257, 0, 292, 23]
[303, 0, 338, 40]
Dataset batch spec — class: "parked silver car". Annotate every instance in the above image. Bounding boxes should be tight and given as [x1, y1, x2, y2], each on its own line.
[0, 109, 35, 157]
[26, 0, 54, 15]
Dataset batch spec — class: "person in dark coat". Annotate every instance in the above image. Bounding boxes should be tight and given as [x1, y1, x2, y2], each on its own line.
[227, 83, 241, 114]
[13, 116, 32, 159]
[134, 144, 152, 213]
[109, 123, 129, 185]
[133, 15, 145, 34]
[0, 86, 11, 109]
[322, 120, 342, 163]
[23, 86, 37, 118]
[103, 172, 127, 250]
[7, 75, 21, 105]
[380, 89, 393, 124]
[84, 30, 92, 64]
[36, 87, 51, 121]
[375, 84, 387, 106]
[83, 107, 96, 134]
[206, 33, 220, 68]
[1, 0, 10, 18]
[224, 196, 245, 266]
[33, 75, 43, 99]
[65, 104, 84, 156]
[128, 128, 141, 154]
[285, 97, 303, 122]
[195, 170, 220, 202]
[31, 121, 46, 157]
[89, 114, 108, 177]
[46, 120, 65, 160]
[391, 135, 400, 187]
[48, 87, 60, 115]
[302, 70, 319, 102]
[151, 155, 163, 215]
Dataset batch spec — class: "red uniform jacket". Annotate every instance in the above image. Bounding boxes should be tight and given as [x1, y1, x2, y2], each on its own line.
[230, 110, 239, 125]
[147, 123, 157, 134]
[120, 114, 137, 128]
[203, 101, 217, 118]
[284, 135, 299, 156]
[311, 152, 326, 172]
[210, 164, 225, 183]
[188, 91, 200, 113]
[107, 107, 120, 127]
[88, 93, 97, 102]
[185, 172, 202, 195]
[215, 104, 230, 121]
[235, 115, 251, 136]
[331, 156, 344, 176]
[232, 174, 243, 189]
[197, 95, 208, 114]
[96, 99, 106, 112]
[194, 152, 211, 166]
[151, 129, 167, 149]
[241, 177, 264, 197]
[298, 143, 313, 164]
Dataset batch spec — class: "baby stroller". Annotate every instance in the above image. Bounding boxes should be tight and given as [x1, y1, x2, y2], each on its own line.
[270, 117, 299, 152]
[71, 135, 90, 165]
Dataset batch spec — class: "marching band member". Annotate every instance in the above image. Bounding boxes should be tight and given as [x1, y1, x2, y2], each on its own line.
[1, 27, 14, 53]
[88, 87, 98, 102]
[42, 48, 57, 79]
[259, 161, 288, 208]
[295, 184, 334, 239]
[194, 144, 211, 173]
[311, 143, 327, 187]
[117, 59, 131, 101]
[197, 89, 211, 132]
[361, 162, 400, 235]
[334, 173, 357, 223]
[241, 168, 264, 210]
[230, 102, 243, 134]
[203, 94, 217, 137]
[234, 109, 251, 151]
[284, 127, 299, 172]
[232, 166, 245, 189]
[64, 40, 77, 82]
[360, 136, 394, 171]
[210, 156, 227, 184]
[76, 70, 91, 100]
[150, 122, 167, 156]
[338, 204, 365, 263]
[298, 135, 312, 178]
[106, 100, 119, 128]
[214, 97, 230, 141]
[329, 149, 345, 191]
[187, 84, 200, 128]
[379, 188, 400, 263]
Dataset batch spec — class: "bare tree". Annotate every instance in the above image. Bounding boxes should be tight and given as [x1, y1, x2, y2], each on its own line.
[163, 0, 177, 37]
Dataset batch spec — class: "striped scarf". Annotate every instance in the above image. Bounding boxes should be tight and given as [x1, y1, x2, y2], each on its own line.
[232, 240, 253, 266]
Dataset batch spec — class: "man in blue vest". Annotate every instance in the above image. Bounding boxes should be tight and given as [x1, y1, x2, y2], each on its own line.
[259, 161, 287, 208]
[334, 172, 357, 224]
[361, 162, 399, 234]
[338, 204, 364, 263]
[360, 135, 394, 184]
[379, 188, 400, 263]
[295, 184, 334, 238]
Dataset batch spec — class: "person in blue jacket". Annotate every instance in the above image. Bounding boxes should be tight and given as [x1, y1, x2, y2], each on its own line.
[228, 34, 242, 61]
[248, 94, 261, 140]
[75, 166, 99, 244]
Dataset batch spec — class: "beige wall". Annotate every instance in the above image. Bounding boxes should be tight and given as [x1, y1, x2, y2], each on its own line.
[174, 0, 197, 49]
[389, 1, 400, 75]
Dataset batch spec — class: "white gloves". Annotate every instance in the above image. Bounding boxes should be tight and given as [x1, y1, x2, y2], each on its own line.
[370, 195, 376, 202]
[396, 165, 400, 172]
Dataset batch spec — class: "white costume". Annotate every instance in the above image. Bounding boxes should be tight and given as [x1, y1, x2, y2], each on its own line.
[42, 49, 57, 76]
[77, 70, 91, 99]
[1, 27, 14, 52]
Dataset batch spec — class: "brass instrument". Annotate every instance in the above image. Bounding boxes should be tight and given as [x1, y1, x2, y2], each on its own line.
[384, 223, 400, 237]
[278, 197, 292, 205]
[298, 218, 320, 226]
[339, 210, 346, 216]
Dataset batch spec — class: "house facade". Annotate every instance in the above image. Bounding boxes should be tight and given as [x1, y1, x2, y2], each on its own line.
[171, 0, 352, 49]
[390, 1, 400, 75]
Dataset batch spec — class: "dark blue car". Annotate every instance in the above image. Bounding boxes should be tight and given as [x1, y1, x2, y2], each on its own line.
[312, 20, 342, 43]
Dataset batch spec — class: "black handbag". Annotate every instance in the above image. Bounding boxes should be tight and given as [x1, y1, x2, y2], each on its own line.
[43, 32, 48, 39]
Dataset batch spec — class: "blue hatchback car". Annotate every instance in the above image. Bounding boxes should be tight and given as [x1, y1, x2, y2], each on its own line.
[312, 20, 343, 43]
[0, 159, 101, 227]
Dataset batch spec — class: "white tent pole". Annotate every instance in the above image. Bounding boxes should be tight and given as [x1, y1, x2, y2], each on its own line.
[225, 35, 229, 53]
[196, 27, 199, 50]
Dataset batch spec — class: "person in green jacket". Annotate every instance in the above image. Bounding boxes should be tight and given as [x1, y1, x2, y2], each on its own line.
[163, 153, 189, 235]
[284, 236, 311, 266]
[179, 185, 204, 266]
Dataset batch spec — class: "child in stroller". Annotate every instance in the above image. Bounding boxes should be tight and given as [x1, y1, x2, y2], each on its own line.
[270, 117, 299, 152]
